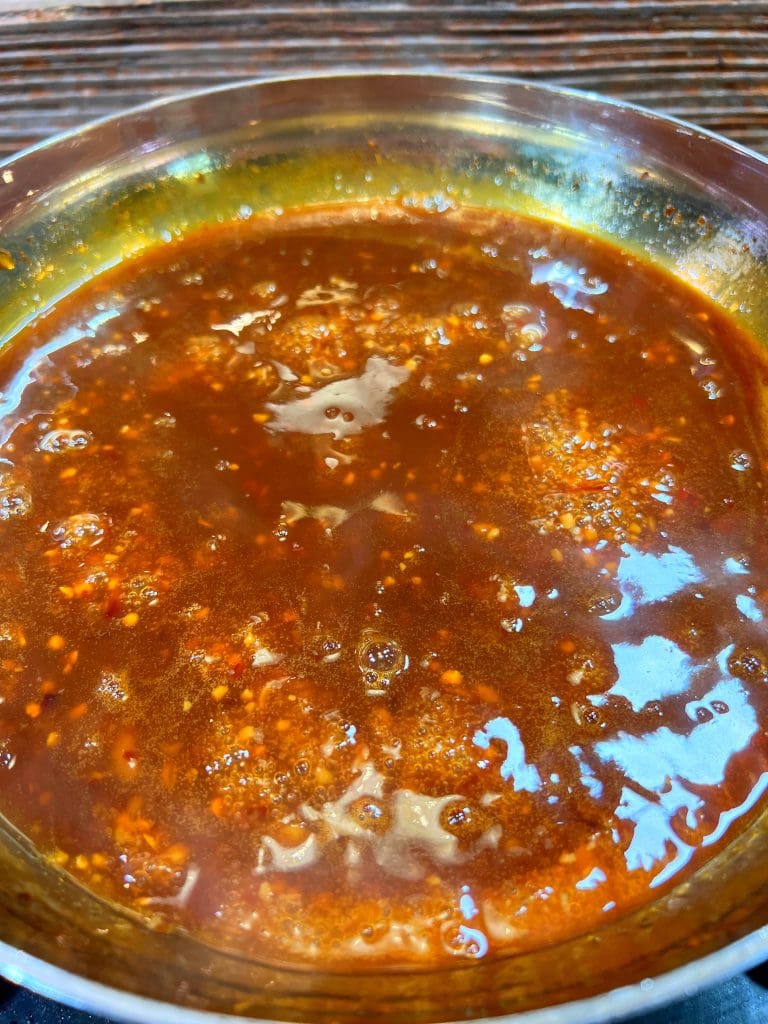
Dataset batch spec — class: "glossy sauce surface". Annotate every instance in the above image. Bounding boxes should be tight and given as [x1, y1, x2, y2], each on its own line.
[0, 205, 766, 968]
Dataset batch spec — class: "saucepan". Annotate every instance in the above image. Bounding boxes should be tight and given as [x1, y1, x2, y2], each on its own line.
[0, 72, 766, 1024]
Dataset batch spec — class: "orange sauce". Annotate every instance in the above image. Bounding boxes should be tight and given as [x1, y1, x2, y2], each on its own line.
[0, 205, 766, 967]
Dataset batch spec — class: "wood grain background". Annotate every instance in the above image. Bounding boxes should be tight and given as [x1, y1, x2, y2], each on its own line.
[0, 1, 767, 160]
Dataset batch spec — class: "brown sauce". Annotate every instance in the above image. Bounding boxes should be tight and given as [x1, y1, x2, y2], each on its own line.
[0, 204, 766, 968]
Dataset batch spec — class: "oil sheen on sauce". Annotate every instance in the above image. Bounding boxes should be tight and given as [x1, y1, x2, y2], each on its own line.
[0, 204, 766, 968]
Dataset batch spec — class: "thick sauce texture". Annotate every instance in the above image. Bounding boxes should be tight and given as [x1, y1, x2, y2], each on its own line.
[0, 205, 767, 968]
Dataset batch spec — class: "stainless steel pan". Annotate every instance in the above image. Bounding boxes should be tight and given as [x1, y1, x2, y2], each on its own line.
[0, 72, 766, 1024]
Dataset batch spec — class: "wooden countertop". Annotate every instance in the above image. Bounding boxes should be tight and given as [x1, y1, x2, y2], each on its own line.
[0, 1, 767, 161]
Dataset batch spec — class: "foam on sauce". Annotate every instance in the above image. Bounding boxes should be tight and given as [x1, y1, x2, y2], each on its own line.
[0, 204, 766, 968]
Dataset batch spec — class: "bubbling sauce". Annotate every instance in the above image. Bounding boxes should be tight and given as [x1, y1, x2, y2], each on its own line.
[0, 204, 766, 968]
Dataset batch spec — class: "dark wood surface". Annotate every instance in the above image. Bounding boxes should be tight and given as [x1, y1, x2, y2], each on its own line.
[0, 1, 767, 160]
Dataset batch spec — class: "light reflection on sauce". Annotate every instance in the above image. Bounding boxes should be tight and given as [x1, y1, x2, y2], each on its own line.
[265, 354, 411, 441]
[529, 251, 609, 312]
[0, 309, 121, 444]
[601, 544, 704, 621]
[474, 717, 542, 793]
[596, 668, 758, 887]
[607, 636, 695, 711]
